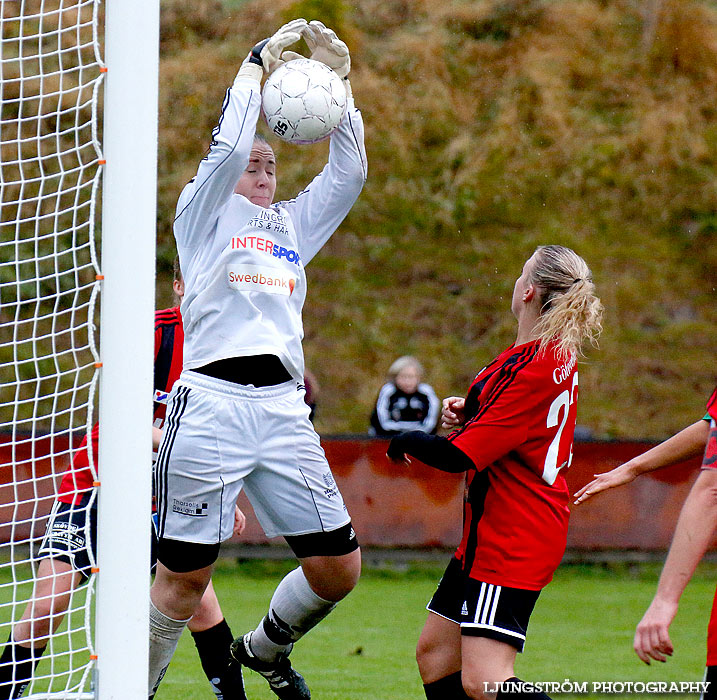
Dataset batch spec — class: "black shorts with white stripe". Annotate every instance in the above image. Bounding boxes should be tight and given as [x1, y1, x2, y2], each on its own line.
[427, 557, 541, 652]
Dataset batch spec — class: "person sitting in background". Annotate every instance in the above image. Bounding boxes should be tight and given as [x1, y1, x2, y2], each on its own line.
[369, 356, 441, 437]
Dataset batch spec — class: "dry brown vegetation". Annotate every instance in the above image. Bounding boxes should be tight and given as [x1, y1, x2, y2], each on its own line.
[155, 0, 717, 437]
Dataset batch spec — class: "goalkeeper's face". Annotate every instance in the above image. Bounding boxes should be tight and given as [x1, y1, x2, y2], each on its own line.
[234, 142, 277, 207]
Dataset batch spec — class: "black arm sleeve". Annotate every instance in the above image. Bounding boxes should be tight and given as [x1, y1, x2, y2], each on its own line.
[387, 431, 475, 473]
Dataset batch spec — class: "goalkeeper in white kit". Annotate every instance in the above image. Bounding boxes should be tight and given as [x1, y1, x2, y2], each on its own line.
[148, 18, 367, 700]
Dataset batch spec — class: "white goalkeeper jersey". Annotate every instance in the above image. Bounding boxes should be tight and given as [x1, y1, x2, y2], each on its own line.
[174, 71, 367, 381]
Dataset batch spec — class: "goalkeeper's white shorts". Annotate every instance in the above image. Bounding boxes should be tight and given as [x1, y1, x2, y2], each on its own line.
[155, 370, 350, 543]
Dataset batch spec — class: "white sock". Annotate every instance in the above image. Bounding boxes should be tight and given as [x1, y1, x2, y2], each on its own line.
[249, 567, 336, 663]
[148, 600, 191, 698]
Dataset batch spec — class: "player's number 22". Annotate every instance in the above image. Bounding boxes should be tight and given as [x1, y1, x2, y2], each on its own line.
[542, 373, 579, 485]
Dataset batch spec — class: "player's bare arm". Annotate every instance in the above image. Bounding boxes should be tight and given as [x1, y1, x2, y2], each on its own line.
[634, 468, 717, 664]
[574, 418, 710, 504]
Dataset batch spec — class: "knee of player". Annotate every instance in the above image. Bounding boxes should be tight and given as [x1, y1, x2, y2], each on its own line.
[18, 614, 55, 643]
[336, 548, 362, 594]
[187, 588, 223, 631]
[415, 634, 436, 667]
[303, 549, 361, 602]
[415, 634, 458, 680]
[25, 586, 75, 629]
[461, 672, 496, 700]
[292, 523, 361, 601]
[323, 560, 361, 601]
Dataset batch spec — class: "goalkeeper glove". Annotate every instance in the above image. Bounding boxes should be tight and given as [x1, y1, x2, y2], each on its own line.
[238, 18, 308, 81]
[282, 20, 351, 78]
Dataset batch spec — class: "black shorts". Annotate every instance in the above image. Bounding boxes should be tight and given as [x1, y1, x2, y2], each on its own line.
[38, 491, 158, 582]
[284, 522, 360, 558]
[38, 492, 97, 581]
[427, 557, 541, 652]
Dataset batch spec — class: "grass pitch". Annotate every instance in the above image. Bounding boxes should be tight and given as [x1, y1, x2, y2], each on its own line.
[157, 559, 715, 700]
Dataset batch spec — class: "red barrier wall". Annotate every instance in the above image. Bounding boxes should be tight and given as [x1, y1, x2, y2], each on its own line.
[0, 433, 67, 544]
[234, 438, 709, 551]
[0, 434, 710, 550]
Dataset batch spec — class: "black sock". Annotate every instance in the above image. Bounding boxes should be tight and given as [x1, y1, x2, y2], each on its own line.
[704, 666, 716, 700]
[424, 671, 470, 699]
[0, 637, 47, 700]
[191, 619, 245, 700]
[497, 677, 552, 699]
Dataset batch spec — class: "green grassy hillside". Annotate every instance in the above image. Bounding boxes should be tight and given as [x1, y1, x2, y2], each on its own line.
[156, 0, 717, 437]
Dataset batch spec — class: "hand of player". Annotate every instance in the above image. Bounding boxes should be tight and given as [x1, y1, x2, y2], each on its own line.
[151, 426, 164, 450]
[386, 451, 412, 467]
[634, 597, 677, 664]
[441, 397, 465, 429]
[573, 462, 638, 505]
[241, 19, 308, 78]
[386, 436, 412, 467]
[282, 20, 350, 78]
[233, 506, 247, 537]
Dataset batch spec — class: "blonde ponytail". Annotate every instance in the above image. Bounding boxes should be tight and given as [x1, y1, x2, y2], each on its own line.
[530, 245, 603, 361]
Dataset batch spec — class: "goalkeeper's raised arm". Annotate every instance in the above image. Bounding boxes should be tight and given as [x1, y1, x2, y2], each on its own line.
[174, 19, 307, 250]
[278, 20, 367, 264]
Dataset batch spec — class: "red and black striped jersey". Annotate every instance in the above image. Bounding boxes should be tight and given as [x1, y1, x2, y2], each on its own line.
[448, 339, 577, 590]
[707, 386, 717, 423]
[56, 423, 100, 505]
[152, 306, 184, 425]
[703, 386, 717, 472]
[58, 307, 184, 504]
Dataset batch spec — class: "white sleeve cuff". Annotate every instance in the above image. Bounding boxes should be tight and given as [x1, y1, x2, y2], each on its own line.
[236, 64, 263, 85]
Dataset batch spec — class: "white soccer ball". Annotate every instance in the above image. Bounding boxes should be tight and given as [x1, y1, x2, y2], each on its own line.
[262, 58, 347, 145]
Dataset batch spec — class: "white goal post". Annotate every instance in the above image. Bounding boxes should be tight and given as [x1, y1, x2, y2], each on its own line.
[96, 0, 159, 698]
[0, 0, 159, 698]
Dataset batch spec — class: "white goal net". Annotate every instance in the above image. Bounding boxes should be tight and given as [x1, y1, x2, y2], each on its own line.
[1, 1, 103, 697]
[0, 1, 158, 698]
